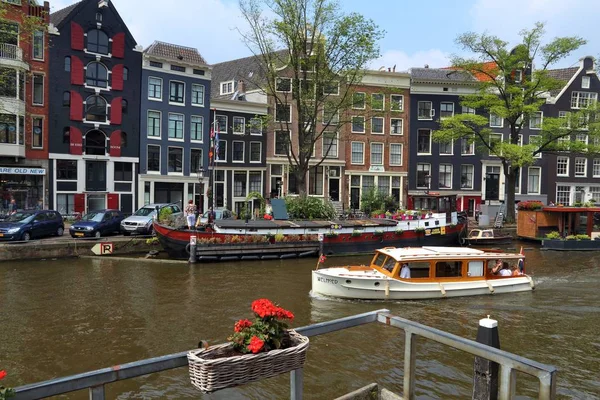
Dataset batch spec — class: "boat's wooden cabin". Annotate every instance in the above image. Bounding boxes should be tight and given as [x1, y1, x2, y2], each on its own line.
[369, 246, 524, 281]
[468, 229, 495, 239]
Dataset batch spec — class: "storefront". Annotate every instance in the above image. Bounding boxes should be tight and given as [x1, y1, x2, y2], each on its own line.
[0, 166, 46, 212]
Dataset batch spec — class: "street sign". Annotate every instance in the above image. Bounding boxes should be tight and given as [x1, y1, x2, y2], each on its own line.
[91, 243, 113, 255]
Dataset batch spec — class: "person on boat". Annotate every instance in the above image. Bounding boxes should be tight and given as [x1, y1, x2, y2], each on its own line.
[491, 259, 503, 275]
[483, 231, 492, 238]
[511, 265, 523, 276]
[185, 200, 197, 230]
[400, 263, 411, 279]
[499, 262, 512, 277]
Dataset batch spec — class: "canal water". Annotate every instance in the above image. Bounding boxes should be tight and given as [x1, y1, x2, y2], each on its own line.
[1, 244, 599, 399]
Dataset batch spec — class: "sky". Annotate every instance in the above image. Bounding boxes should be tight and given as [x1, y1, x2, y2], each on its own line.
[49, 0, 599, 71]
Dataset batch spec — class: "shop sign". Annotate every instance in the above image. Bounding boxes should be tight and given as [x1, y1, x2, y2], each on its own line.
[0, 167, 46, 175]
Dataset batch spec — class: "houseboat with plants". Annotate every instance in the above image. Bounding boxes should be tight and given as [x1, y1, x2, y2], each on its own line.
[153, 194, 468, 261]
[311, 246, 534, 300]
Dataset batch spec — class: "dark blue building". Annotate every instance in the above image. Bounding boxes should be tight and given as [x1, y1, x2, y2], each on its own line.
[138, 41, 211, 212]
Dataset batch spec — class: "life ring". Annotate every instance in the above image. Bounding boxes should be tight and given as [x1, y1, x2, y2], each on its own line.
[459, 237, 467, 246]
[185, 243, 191, 254]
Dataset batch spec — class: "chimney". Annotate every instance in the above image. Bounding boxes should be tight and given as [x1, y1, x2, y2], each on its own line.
[424, 64, 429, 69]
[393, 65, 396, 72]
[237, 79, 246, 94]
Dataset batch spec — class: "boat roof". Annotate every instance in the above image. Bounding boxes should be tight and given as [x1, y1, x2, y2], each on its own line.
[378, 246, 523, 261]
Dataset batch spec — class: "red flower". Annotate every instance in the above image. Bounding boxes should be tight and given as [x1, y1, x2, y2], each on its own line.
[247, 336, 265, 354]
[251, 298, 279, 318]
[234, 319, 253, 332]
[0, 369, 6, 380]
[275, 307, 294, 321]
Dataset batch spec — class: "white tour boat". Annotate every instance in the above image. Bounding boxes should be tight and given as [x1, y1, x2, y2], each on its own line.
[311, 246, 535, 300]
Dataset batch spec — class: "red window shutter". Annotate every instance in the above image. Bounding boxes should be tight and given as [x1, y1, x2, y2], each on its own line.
[112, 64, 124, 90]
[69, 126, 83, 155]
[69, 91, 83, 121]
[110, 130, 122, 157]
[74, 193, 86, 213]
[112, 33, 125, 58]
[107, 193, 120, 210]
[71, 56, 84, 85]
[71, 22, 84, 50]
[110, 97, 122, 125]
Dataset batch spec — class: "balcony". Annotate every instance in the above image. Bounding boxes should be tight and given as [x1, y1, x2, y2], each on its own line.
[0, 43, 23, 61]
[0, 143, 26, 158]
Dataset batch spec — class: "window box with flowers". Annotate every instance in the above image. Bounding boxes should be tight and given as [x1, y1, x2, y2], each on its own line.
[373, 230, 384, 236]
[351, 230, 363, 237]
[414, 227, 426, 234]
[325, 231, 339, 238]
[188, 299, 309, 393]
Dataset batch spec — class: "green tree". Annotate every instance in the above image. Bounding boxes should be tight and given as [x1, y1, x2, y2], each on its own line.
[434, 23, 598, 222]
[239, 0, 383, 193]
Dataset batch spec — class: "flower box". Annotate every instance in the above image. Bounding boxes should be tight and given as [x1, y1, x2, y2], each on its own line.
[188, 330, 309, 393]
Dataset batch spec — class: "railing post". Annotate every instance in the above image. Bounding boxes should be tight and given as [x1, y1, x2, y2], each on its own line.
[473, 316, 500, 400]
[403, 330, 417, 400]
[497, 365, 516, 400]
[89, 385, 106, 400]
[290, 368, 303, 400]
[538, 370, 557, 400]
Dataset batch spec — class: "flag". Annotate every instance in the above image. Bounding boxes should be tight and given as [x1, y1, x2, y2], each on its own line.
[518, 246, 525, 273]
[319, 255, 327, 264]
[214, 123, 220, 161]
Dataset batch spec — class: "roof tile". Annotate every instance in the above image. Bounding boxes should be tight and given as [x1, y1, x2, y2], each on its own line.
[144, 41, 207, 66]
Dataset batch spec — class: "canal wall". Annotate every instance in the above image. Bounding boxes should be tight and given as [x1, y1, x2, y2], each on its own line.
[0, 237, 158, 262]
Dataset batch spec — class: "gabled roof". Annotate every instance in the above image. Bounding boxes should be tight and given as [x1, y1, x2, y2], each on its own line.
[442, 61, 498, 82]
[50, 1, 81, 26]
[547, 67, 580, 96]
[410, 67, 477, 83]
[144, 41, 207, 66]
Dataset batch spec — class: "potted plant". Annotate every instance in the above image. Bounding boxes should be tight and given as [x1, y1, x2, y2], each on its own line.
[351, 230, 363, 237]
[373, 229, 384, 236]
[414, 227, 426, 234]
[394, 229, 404, 235]
[187, 299, 309, 393]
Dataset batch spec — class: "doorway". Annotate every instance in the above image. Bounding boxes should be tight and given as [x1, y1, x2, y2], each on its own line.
[329, 178, 339, 202]
[485, 166, 500, 201]
[86, 161, 106, 191]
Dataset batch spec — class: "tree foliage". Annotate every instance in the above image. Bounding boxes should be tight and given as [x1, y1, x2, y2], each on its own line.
[434, 22, 596, 222]
[285, 194, 336, 219]
[239, 0, 383, 192]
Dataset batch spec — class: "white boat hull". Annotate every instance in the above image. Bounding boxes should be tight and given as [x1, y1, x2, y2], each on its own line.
[311, 269, 534, 300]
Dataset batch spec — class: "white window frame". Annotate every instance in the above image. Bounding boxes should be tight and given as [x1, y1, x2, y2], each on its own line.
[275, 104, 292, 123]
[32, 73, 44, 106]
[190, 115, 203, 142]
[582, 76, 591, 89]
[220, 80, 234, 95]
[249, 118, 262, 135]
[322, 107, 339, 125]
[169, 80, 185, 105]
[556, 185, 571, 206]
[167, 146, 184, 175]
[439, 164, 453, 189]
[351, 141, 365, 165]
[191, 83, 205, 107]
[233, 116, 245, 135]
[527, 166, 541, 195]
[276, 77, 292, 93]
[490, 114, 503, 128]
[593, 159, 600, 178]
[249, 141, 262, 163]
[323, 81, 339, 96]
[351, 116, 365, 133]
[461, 164, 474, 189]
[439, 139, 454, 156]
[529, 134, 542, 158]
[216, 140, 227, 163]
[529, 111, 543, 130]
[489, 133, 503, 157]
[417, 129, 432, 155]
[232, 140, 245, 163]
[514, 70, 523, 83]
[215, 115, 227, 134]
[461, 137, 475, 155]
[147, 144, 161, 173]
[571, 91, 598, 109]
[371, 93, 384, 111]
[32, 30, 44, 61]
[147, 110, 162, 139]
[31, 115, 43, 149]
[148, 76, 163, 101]
[440, 102, 455, 119]
[370, 142, 384, 166]
[558, 111, 571, 128]
[371, 116, 384, 134]
[416, 163, 431, 189]
[418, 101, 434, 120]
[390, 118, 403, 135]
[168, 113, 184, 141]
[352, 92, 366, 110]
[390, 94, 403, 112]
[574, 157, 587, 177]
[389, 143, 403, 166]
[557, 156, 569, 177]
[462, 106, 475, 114]
[274, 130, 291, 156]
[322, 132, 338, 158]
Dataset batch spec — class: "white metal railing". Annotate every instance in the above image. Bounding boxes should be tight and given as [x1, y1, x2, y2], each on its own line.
[0, 43, 23, 61]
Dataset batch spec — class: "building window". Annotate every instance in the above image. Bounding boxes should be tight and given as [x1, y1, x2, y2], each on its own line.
[417, 129, 431, 154]
[574, 157, 587, 177]
[591, 187, 600, 203]
[250, 142, 261, 163]
[489, 133, 502, 156]
[57, 160, 77, 180]
[169, 81, 185, 103]
[439, 139, 453, 155]
[87, 29, 109, 54]
[371, 93, 384, 110]
[418, 101, 433, 120]
[193, 69, 205, 76]
[191, 149, 202, 173]
[191, 84, 204, 106]
[571, 91, 597, 109]
[323, 80, 339, 95]
[275, 104, 291, 122]
[114, 162, 132, 181]
[232, 141, 244, 162]
[96, 12, 103, 22]
[233, 117, 245, 134]
[351, 116, 365, 133]
[370, 143, 383, 165]
[121, 132, 128, 148]
[390, 118, 403, 135]
[461, 165, 474, 189]
[323, 104, 339, 125]
[85, 95, 107, 122]
[309, 166, 324, 196]
[216, 140, 226, 161]
[351, 142, 364, 164]
[529, 111, 543, 129]
[462, 106, 475, 114]
[557, 156, 569, 176]
[63, 91, 70, 106]
[528, 167, 541, 194]
[274, 130, 289, 156]
[190, 116, 203, 141]
[33, 30, 44, 60]
[148, 77, 162, 99]
[149, 61, 163, 68]
[168, 113, 184, 139]
[490, 114, 503, 128]
[352, 92, 365, 109]
[64, 56, 71, 72]
[390, 94, 403, 111]
[556, 185, 571, 206]
[85, 62, 108, 88]
[234, 172, 247, 197]
[32, 117, 43, 149]
[249, 118, 262, 135]
[216, 115, 227, 133]
[0, 21, 18, 46]
[529, 135, 542, 158]
[461, 137, 474, 155]
[147, 111, 161, 137]
[121, 99, 128, 114]
[170, 65, 186, 72]
[440, 102, 454, 119]
[220, 80, 234, 95]
[62, 127, 70, 144]
[371, 117, 384, 134]
[249, 171, 261, 193]
[123, 67, 128, 81]
[416, 163, 431, 188]
[84, 130, 106, 155]
[276, 77, 291, 92]
[439, 164, 452, 188]
[593, 159, 600, 177]
[390, 144, 402, 166]
[32, 74, 43, 105]
[168, 147, 183, 173]
[582, 76, 591, 89]
[322, 132, 338, 158]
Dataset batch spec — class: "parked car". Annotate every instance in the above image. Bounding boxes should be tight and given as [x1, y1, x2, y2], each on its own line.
[69, 209, 124, 238]
[0, 210, 64, 241]
[121, 203, 182, 236]
[198, 209, 233, 225]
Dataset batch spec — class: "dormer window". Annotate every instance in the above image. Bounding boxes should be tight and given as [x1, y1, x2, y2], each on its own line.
[514, 70, 522, 83]
[582, 76, 590, 89]
[96, 12, 103, 22]
[220, 81, 234, 95]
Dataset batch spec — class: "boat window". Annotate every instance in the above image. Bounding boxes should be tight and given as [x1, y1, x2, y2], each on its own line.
[467, 261, 484, 277]
[469, 230, 480, 238]
[406, 262, 430, 278]
[435, 261, 462, 278]
[372, 253, 386, 267]
[382, 257, 396, 272]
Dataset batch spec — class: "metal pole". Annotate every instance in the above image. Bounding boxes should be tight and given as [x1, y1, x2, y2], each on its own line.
[403, 330, 417, 400]
[188, 235, 197, 264]
[290, 368, 303, 400]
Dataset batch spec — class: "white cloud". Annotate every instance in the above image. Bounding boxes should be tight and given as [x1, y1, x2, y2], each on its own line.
[371, 49, 451, 72]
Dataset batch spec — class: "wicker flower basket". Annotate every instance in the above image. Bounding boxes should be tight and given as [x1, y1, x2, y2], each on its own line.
[187, 330, 309, 393]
